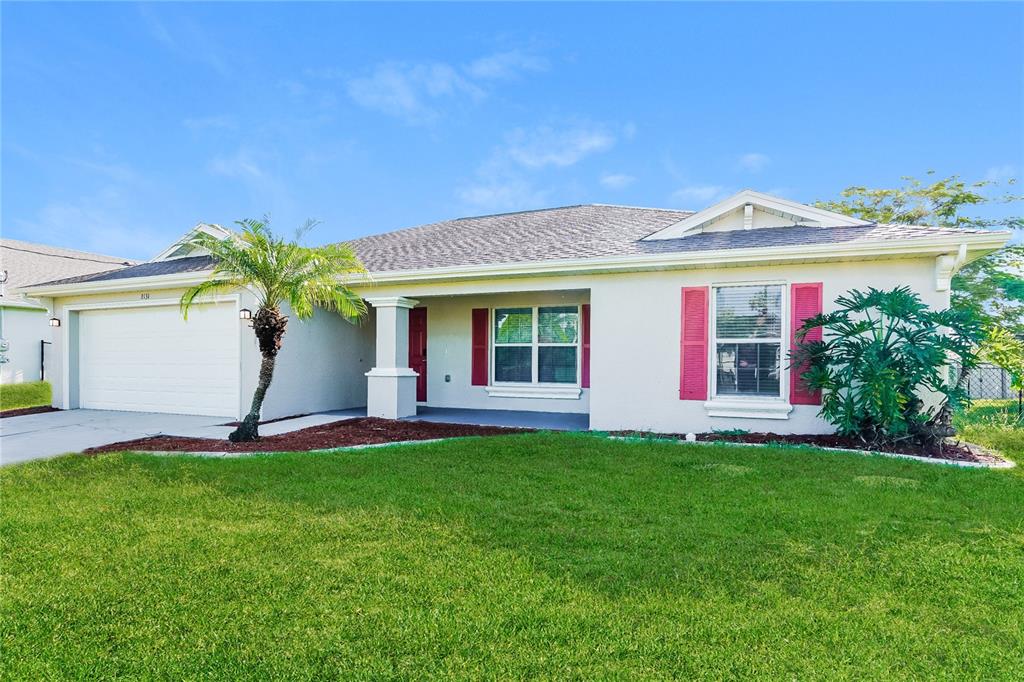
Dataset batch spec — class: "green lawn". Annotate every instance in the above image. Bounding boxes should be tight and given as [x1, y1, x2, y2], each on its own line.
[2, 426, 1022, 679]
[0, 381, 51, 411]
[955, 399, 1023, 464]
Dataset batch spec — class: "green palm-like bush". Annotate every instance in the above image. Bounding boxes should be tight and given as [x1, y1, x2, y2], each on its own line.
[181, 219, 367, 442]
[791, 287, 983, 450]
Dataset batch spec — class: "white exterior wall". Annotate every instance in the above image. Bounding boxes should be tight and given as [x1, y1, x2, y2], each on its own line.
[46, 287, 375, 420]
[0, 306, 50, 384]
[40, 253, 948, 433]
[357, 257, 945, 428]
[258, 302, 375, 420]
[588, 257, 947, 434]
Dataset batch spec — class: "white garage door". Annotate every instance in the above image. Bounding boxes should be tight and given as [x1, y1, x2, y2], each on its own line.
[79, 303, 239, 417]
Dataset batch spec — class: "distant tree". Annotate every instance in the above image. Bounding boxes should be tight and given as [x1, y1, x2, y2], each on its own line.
[181, 219, 366, 442]
[980, 327, 1024, 392]
[816, 172, 1023, 335]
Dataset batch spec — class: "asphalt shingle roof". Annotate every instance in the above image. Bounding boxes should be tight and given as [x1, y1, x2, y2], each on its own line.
[25, 204, 994, 287]
[1, 238, 136, 295]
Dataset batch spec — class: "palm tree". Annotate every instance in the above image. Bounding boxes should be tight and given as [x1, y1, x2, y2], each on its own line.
[180, 218, 367, 442]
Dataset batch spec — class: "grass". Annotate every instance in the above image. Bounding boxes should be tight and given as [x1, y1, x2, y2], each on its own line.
[0, 381, 51, 412]
[955, 399, 1023, 463]
[2, 418, 1022, 680]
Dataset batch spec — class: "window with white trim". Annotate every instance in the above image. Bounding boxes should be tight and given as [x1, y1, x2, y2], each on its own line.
[713, 285, 783, 397]
[493, 306, 579, 384]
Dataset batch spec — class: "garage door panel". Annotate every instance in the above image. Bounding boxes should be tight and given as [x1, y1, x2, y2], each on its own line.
[79, 303, 239, 417]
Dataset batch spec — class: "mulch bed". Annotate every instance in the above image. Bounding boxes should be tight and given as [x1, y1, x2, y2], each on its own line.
[84, 417, 531, 454]
[0, 406, 60, 419]
[614, 430, 1007, 465]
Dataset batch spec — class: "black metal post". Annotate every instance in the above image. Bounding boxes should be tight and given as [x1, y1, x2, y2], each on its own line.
[40, 340, 51, 382]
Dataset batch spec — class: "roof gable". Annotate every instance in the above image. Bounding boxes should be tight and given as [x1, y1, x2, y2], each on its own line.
[152, 223, 233, 261]
[642, 190, 872, 241]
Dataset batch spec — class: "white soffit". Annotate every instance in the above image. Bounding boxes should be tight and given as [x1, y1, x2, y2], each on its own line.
[642, 189, 873, 241]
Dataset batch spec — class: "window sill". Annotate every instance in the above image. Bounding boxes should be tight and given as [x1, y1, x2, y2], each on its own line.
[703, 398, 793, 420]
[485, 385, 582, 400]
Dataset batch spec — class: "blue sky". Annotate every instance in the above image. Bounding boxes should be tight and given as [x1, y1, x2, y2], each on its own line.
[3, 2, 1022, 259]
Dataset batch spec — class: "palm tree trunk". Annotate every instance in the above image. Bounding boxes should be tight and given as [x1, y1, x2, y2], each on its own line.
[230, 306, 288, 443]
[230, 353, 277, 442]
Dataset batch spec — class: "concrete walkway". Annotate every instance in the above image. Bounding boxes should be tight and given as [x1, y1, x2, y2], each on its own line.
[410, 406, 589, 431]
[0, 406, 588, 466]
[0, 409, 360, 466]
[329, 406, 590, 431]
[0, 410, 230, 466]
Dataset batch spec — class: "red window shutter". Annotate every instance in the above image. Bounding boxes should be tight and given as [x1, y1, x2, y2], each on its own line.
[581, 304, 591, 388]
[679, 287, 709, 401]
[471, 308, 489, 386]
[790, 282, 823, 405]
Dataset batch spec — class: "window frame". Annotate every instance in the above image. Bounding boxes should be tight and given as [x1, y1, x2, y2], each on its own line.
[490, 304, 582, 387]
[709, 281, 789, 401]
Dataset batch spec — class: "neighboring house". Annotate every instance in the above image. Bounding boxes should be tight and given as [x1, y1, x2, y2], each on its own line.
[19, 191, 1011, 434]
[0, 239, 134, 384]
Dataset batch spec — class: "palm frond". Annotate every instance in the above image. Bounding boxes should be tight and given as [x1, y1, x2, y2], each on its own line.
[179, 217, 369, 324]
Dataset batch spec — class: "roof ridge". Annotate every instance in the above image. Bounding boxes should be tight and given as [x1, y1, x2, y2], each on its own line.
[346, 203, 693, 245]
[587, 203, 695, 214]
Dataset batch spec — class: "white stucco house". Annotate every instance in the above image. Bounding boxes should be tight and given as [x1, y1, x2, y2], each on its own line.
[0, 239, 134, 384]
[18, 191, 1011, 434]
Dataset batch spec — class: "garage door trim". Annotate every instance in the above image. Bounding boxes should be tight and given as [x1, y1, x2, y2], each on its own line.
[62, 294, 242, 418]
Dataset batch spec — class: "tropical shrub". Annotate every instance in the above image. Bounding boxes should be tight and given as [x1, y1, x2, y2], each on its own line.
[792, 287, 983, 450]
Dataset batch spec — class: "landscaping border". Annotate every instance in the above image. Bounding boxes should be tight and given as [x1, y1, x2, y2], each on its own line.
[108, 438, 454, 459]
[607, 435, 1015, 469]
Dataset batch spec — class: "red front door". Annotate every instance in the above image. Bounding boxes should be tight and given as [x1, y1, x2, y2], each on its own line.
[408, 307, 427, 402]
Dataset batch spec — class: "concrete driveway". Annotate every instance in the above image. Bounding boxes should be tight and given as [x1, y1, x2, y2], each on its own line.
[0, 410, 234, 466]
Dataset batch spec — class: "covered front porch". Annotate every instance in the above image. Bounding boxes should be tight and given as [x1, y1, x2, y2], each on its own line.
[362, 288, 591, 424]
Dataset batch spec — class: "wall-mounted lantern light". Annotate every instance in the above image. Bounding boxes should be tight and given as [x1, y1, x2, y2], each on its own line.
[48, 317, 61, 328]
[239, 308, 252, 321]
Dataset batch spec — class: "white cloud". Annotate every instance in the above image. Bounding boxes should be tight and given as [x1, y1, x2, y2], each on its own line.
[457, 121, 623, 213]
[671, 184, 730, 206]
[506, 124, 615, 169]
[346, 48, 548, 124]
[347, 61, 484, 124]
[600, 173, 636, 190]
[138, 5, 231, 77]
[183, 114, 236, 131]
[12, 187, 168, 260]
[984, 164, 1017, 184]
[737, 152, 770, 173]
[465, 50, 548, 80]
[207, 149, 265, 180]
[456, 176, 549, 213]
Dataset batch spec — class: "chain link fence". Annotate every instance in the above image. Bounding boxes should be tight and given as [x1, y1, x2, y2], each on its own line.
[959, 363, 1023, 423]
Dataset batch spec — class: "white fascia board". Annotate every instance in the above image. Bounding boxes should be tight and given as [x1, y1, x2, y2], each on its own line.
[19, 271, 217, 297]
[644, 189, 873, 241]
[19, 231, 1010, 297]
[359, 231, 1010, 286]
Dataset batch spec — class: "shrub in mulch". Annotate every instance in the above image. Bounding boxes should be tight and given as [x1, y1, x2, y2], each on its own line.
[613, 430, 1006, 465]
[0, 406, 61, 419]
[84, 417, 531, 454]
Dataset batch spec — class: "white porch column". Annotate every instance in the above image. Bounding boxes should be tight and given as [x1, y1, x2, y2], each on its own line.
[365, 296, 419, 419]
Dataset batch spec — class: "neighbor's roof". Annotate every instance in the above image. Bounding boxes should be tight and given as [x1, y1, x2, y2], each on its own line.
[25, 204, 998, 288]
[1, 238, 136, 293]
